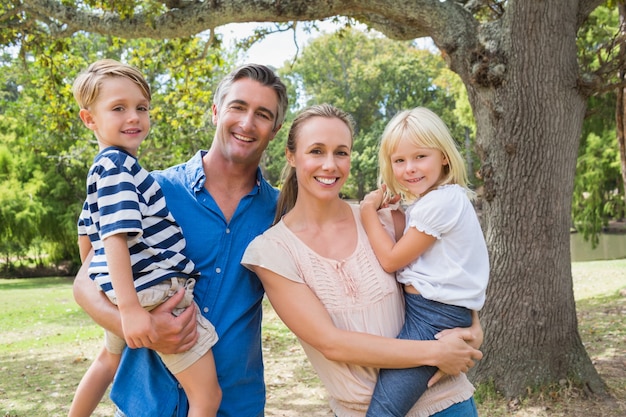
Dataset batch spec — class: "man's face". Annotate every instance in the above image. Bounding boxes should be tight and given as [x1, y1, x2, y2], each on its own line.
[212, 78, 281, 166]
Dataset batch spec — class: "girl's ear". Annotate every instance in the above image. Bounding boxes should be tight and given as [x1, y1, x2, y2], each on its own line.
[442, 153, 449, 166]
[79, 109, 96, 130]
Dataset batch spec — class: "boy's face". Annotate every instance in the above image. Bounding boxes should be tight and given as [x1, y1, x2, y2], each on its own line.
[79, 76, 150, 156]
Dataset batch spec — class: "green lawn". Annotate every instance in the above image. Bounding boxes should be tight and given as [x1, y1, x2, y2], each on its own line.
[1, 259, 625, 417]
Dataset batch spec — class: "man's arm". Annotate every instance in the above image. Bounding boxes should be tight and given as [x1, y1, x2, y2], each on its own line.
[72, 251, 199, 354]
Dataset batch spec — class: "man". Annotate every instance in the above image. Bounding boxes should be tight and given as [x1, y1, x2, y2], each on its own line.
[73, 63, 288, 417]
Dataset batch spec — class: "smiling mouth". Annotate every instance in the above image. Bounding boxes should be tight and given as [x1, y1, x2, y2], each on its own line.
[315, 177, 338, 185]
[406, 176, 424, 183]
[234, 133, 254, 142]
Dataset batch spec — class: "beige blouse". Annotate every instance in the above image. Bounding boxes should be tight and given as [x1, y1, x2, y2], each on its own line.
[242, 205, 474, 417]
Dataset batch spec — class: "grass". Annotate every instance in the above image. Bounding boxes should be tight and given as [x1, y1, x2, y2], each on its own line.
[1, 259, 625, 417]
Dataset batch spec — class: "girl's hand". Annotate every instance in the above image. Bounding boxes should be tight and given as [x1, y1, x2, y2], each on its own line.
[361, 186, 386, 211]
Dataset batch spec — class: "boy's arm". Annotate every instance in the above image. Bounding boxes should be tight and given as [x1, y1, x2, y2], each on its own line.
[73, 248, 198, 353]
[103, 233, 157, 349]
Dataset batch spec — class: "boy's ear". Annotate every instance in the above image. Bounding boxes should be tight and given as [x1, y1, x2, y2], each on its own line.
[79, 109, 96, 130]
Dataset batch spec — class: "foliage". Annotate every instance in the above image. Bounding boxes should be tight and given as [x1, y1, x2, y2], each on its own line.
[572, 129, 625, 247]
[0, 31, 231, 269]
[278, 28, 474, 198]
[573, 4, 625, 247]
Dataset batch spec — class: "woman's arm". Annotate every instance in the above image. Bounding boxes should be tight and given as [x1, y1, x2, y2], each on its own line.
[72, 250, 198, 354]
[253, 265, 482, 375]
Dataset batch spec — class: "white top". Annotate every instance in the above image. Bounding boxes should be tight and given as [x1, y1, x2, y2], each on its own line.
[242, 205, 474, 417]
[398, 184, 489, 310]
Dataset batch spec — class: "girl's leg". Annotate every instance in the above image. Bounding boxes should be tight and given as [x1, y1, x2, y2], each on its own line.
[366, 295, 473, 417]
[174, 349, 221, 417]
[68, 347, 120, 417]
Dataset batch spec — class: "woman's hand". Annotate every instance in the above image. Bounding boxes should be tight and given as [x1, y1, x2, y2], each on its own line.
[436, 310, 483, 349]
[432, 332, 483, 375]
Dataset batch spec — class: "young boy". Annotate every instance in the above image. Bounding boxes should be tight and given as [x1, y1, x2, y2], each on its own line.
[69, 59, 221, 417]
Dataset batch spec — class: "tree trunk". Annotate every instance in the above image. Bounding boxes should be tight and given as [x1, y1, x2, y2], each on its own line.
[618, 1, 626, 211]
[463, 1, 606, 397]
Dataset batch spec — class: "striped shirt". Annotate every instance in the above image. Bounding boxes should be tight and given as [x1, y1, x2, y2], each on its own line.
[78, 147, 198, 297]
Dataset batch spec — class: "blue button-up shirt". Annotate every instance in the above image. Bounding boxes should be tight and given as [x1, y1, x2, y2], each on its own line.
[110, 150, 279, 417]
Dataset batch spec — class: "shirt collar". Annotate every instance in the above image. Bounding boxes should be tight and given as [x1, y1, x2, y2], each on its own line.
[185, 150, 264, 194]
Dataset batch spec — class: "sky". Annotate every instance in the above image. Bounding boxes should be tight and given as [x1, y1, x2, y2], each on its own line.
[216, 21, 343, 67]
[216, 21, 437, 68]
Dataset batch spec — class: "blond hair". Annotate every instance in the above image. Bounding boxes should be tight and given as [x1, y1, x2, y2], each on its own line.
[379, 107, 472, 203]
[72, 59, 151, 109]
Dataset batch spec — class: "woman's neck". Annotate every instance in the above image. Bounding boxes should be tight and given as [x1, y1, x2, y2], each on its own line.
[283, 197, 357, 260]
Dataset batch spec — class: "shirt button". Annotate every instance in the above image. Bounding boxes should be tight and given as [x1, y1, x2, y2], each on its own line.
[216, 267, 221, 274]
[203, 307, 209, 313]
[225, 228, 231, 234]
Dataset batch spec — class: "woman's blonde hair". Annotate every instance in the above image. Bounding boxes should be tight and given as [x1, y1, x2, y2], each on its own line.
[379, 107, 472, 203]
[273, 104, 355, 225]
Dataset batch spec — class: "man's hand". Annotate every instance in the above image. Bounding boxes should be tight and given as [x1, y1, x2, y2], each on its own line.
[143, 289, 198, 354]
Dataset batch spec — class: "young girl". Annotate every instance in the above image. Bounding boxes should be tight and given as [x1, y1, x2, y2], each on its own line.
[360, 107, 489, 417]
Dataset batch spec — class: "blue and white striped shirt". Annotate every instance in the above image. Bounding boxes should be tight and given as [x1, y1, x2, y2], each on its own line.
[78, 147, 198, 297]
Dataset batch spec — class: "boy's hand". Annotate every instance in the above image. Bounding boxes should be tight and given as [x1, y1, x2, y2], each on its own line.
[121, 306, 156, 349]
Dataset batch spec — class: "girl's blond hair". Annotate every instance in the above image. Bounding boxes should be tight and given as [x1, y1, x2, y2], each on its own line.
[379, 107, 472, 203]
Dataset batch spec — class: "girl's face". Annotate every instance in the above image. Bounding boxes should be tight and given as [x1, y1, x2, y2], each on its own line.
[79, 77, 150, 156]
[287, 116, 352, 203]
[390, 136, 448, 197]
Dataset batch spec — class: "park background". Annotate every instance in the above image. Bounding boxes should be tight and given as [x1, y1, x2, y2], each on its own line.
[1, 1, 626, 416]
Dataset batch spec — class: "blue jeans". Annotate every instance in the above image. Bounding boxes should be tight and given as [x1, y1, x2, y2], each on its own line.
[432, 397, 479, 416]
[334, 398, 478, 417]
[366, 294, 473, 417]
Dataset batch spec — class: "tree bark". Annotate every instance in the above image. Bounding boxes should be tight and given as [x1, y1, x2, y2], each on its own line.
[460, 1, 606, 396]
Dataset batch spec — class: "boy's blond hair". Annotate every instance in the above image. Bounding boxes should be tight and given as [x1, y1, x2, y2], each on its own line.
[72, 59, 151, 109]
[379, 107, 472, 203]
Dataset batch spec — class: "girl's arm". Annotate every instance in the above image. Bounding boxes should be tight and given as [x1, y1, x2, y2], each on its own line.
[360, 188, 436, 272]
[253, 264, 482, 374]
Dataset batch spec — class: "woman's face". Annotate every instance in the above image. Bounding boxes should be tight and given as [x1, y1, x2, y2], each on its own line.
[287, 116, 352, 202]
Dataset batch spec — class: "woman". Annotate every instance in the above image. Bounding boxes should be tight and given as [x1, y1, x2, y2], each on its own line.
[242, 104, 482, 416]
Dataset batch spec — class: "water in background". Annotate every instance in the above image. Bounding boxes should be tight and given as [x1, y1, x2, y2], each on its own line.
[570, 232, 626, 262]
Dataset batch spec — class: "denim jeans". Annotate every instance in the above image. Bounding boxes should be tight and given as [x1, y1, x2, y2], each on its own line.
[431, 397, 479, 416]
[366, 293, 473, 417]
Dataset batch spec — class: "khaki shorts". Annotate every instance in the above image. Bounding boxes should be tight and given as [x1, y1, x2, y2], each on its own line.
[104, 277, 218, 374]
